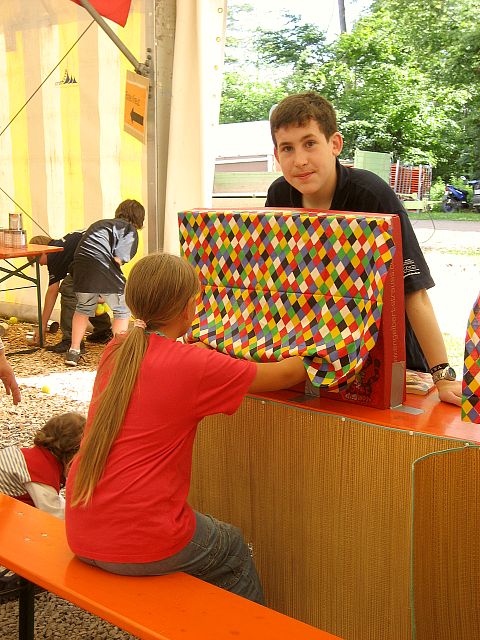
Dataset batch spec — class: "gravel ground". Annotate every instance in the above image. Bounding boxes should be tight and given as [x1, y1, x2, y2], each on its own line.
[0, 323, 136, 640]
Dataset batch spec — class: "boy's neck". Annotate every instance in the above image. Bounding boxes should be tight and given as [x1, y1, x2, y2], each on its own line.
[302, 193, 333, 210]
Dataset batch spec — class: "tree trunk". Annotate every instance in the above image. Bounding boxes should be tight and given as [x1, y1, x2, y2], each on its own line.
[338, 0, 347, 33]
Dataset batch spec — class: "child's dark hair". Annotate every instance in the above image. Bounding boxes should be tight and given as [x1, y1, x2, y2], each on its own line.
[33, 412, 86, 467]
[115, 199, 145, 230]
[29, 235, 53, 246]
[269, 92, 338, 147]
[27, 235, 53, 264]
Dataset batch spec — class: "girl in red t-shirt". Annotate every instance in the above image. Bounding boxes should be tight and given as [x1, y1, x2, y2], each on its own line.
[66, 253, 306, 604]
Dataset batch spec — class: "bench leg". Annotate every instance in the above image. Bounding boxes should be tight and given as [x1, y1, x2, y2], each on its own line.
[18, 579, 35, 640]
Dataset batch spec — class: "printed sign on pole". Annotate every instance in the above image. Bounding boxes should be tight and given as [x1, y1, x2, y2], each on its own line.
[124, 69, 149, 143]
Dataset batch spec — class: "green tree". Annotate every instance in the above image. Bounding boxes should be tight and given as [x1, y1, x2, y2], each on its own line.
[256, 13, 328, 72]
[220, 73, 287, 123]
[221, 0, 480, 179]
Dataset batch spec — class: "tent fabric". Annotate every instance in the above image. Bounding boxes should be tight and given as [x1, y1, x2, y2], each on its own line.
[163, 0, 227, 254]
[0, 0, 227, 313]
[0, 0, 146, 240]
[0, 0, 146, 312]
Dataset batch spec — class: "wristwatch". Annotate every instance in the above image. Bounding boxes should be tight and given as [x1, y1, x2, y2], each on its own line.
[430, 363, 457, 384]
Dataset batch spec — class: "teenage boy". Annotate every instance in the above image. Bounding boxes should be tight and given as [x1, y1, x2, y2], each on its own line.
[30, 234, 113, 353]
[266, 91, 461, 407]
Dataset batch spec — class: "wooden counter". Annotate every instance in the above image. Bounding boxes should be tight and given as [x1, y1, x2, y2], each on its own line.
[189, 389, 480, 640]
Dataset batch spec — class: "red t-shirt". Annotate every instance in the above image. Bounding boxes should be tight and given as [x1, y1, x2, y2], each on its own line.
[65, 335, 256, 563]
[17, 446, 63, 507]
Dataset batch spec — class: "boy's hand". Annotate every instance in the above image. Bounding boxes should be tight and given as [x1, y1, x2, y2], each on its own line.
[435, 379, 462, 407]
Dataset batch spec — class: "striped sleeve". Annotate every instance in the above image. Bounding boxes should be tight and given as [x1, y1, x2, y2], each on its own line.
[0, 447, 31, 497]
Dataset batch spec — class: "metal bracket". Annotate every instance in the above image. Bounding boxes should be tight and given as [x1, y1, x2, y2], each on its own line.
[77, 0, 152, 79]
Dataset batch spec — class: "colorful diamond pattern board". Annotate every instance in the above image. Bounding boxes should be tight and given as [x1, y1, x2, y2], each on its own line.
[462, 292, 480, 423]
[178, 209, 395, 390]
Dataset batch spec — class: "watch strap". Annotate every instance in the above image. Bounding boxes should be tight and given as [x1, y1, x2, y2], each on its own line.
[431, 365, 456, 384]
[429, 362, 449, 375]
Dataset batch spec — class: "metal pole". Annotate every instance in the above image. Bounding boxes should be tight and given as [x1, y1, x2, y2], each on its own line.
[76, 0, 150, 76]
[35, 258, 43, 347]
[18, 579, 35, 640]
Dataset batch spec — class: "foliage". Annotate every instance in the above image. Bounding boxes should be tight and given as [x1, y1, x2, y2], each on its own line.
[221, 0, 480, 180]
[429, 177, 447, 202]
[220, 73, 287, 123]
[256, 14, 328, 71]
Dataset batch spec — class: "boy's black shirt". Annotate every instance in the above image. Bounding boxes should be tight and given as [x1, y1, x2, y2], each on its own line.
[46, 231, 83, 286]
[265, 161, 434, 371]
[73, 218, 139, 294]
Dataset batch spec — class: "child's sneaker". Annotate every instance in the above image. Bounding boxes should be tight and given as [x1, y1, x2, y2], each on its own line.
[64, 349, 81, 366]
[47, 340, 86, 354]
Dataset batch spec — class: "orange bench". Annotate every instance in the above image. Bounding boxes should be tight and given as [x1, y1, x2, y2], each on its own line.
[0, 494, 342, 640]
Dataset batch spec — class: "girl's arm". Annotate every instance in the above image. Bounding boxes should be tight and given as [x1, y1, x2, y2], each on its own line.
[248, 356, 307, 393]
[24, 482, 65, 519]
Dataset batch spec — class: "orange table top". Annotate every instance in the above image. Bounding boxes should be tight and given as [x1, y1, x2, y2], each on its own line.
[0, 243, 63, 259]
[250, 387, 480, 445]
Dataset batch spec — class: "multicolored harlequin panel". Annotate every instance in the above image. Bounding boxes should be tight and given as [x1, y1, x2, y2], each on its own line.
[462, 292, 480, 423]
[179, 209, 395, 390]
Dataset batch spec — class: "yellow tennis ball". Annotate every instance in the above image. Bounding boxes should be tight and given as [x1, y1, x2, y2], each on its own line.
[41, 385, 50, 394]
[8, 316, 18, 325]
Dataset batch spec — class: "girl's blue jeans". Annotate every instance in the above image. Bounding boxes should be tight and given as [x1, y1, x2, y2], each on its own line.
[78, 511, 265, 604]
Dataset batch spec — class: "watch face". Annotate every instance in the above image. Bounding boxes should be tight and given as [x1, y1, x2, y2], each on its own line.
[432, 365, 457, 383]
[444, 366, 457, 381]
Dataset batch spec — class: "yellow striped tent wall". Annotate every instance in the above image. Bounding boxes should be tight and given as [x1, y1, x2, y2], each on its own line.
[0, 0, 147, 318]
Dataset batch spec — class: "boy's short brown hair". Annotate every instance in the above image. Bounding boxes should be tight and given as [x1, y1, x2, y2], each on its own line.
[29, 235, 53, 246]
[28, 236, 53, 264]
[33, 412, 86, 467]
[115, 199, 145, 230]
[270, 92, 338, 146]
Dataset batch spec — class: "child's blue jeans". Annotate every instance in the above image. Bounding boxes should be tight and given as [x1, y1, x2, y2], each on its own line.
[78, 511, 265, 604]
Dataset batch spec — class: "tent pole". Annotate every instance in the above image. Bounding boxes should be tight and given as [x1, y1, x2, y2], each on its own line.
[77, 0, 150, 76]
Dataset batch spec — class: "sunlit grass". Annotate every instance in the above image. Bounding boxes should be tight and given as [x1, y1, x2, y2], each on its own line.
[443, 332, 465, 378]
[409, 209, 480, 222]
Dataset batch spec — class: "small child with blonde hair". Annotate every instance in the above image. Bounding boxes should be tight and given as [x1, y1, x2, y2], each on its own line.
[0, 412, 85, 519]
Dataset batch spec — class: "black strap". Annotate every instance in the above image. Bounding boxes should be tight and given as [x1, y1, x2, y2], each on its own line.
[429, 362, 449, 375]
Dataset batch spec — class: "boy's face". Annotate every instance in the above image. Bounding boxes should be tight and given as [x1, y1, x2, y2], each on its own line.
[274, 119, 343, 208]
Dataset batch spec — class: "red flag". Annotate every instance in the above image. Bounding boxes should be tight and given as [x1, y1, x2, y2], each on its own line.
[71, 0, 132, 27]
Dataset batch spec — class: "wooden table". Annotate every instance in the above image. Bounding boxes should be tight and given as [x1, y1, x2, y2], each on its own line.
[0, 244, 63, 348]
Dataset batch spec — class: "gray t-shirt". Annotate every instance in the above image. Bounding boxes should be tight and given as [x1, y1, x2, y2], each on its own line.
[72, 218, 138, 294]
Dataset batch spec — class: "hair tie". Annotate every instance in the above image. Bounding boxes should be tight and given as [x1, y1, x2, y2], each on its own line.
[133, 318, 147, 329]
